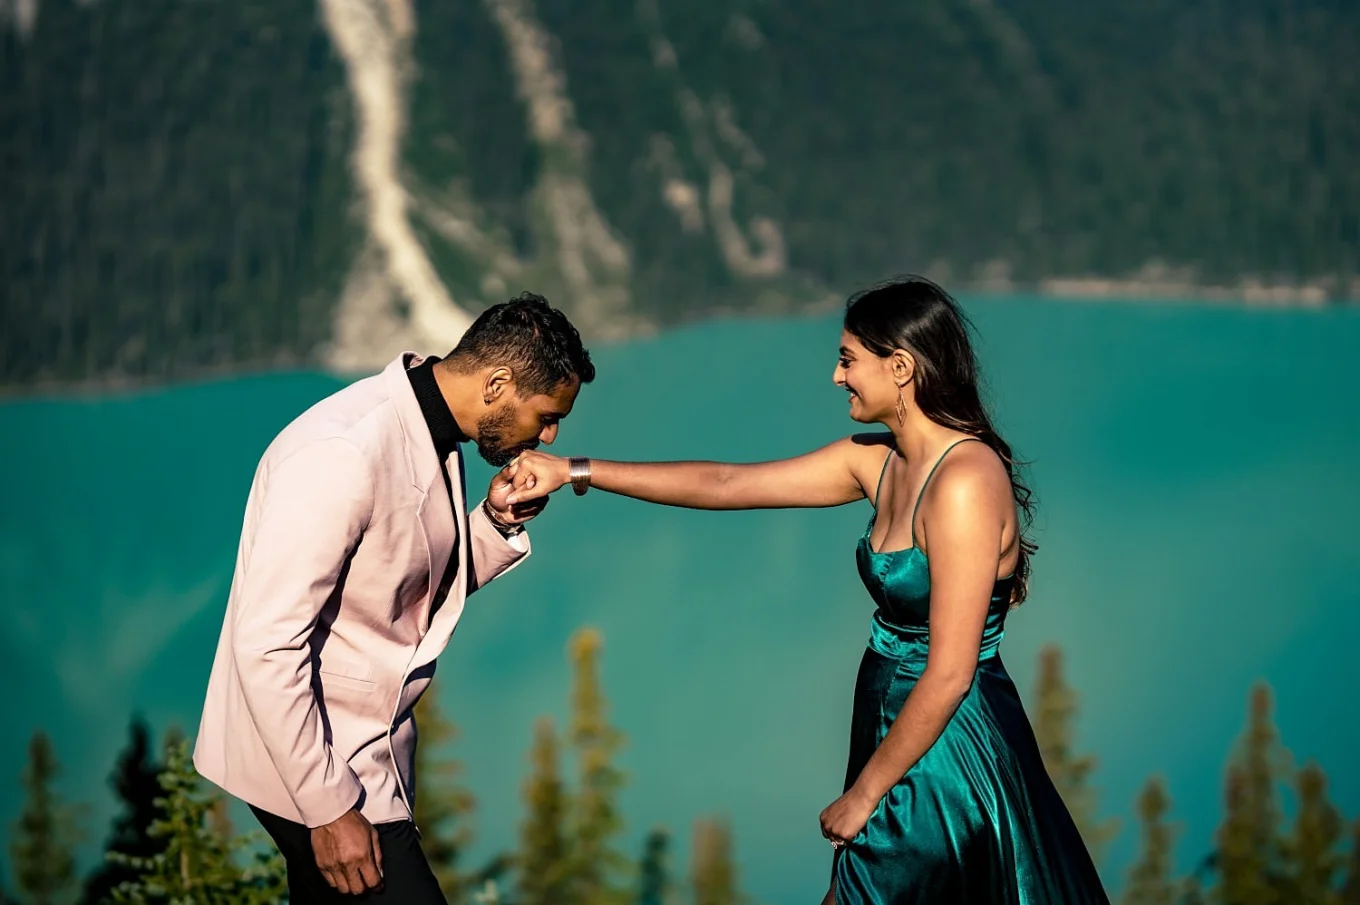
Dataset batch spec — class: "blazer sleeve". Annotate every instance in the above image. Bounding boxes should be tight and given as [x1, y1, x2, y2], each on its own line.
[465, 500, 532, 594]
[230, 438, 372, 827]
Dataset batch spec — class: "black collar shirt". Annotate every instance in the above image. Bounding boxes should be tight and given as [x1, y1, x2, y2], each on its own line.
[405, 355, 467, 620]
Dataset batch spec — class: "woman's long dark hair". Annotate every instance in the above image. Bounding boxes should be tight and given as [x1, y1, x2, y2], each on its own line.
[844, 275, 1037, 606]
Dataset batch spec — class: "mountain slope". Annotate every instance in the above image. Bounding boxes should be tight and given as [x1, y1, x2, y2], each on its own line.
[2, 0, 1356, 388]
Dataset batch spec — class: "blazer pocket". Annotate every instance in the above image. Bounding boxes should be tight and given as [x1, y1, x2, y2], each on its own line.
[315, 660, 384, 738]
[318, 658, 375, 687]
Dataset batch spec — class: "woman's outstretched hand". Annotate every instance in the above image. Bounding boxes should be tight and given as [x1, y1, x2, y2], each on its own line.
[487, 462, 552, 526]
[505, 450, 572, 505]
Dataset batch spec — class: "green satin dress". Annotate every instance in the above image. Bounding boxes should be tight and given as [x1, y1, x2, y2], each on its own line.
[834, 439, 1109, 905]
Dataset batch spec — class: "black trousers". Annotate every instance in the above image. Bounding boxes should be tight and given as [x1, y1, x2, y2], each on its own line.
[250, 806, 446, 904]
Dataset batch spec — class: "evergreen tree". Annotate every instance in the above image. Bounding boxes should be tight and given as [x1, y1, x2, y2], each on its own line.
[1182, 877, 1210, 905]
[1033, 645, 1119, 864]
[690, 818, 738, 905]
[159, 726, 186, 763]
[518, 717, 571, 905]
[414, 680, 478, 903]
[1215, 683, 1288, 905]
[9, 730, 84, 905]
[205, 798, 234, 844]
[80, 717, 167, 905]
[107, 736, 285, 904]
[468, 879, 506, 905]
[637, 827, 672, 905]
[1341, 820, 1360, 905]
[566, 627, 627, 905]
[1283, 763, 1344, 905]
[1122, 776, 1179, 905]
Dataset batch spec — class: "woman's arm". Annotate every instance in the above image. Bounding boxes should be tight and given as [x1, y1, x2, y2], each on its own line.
[821, 455, 1011, 841]
[504, 436, 886, 511]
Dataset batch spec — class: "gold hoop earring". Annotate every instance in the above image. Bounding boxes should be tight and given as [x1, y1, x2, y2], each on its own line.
[895, 389, 906, 426]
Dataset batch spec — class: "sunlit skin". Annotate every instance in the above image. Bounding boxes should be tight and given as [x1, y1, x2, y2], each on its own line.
[434, 361, 581, 524]
[498, 327, 1020, 899]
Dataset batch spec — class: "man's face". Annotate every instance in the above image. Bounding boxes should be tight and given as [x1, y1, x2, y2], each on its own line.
[474, 377, 581, 467]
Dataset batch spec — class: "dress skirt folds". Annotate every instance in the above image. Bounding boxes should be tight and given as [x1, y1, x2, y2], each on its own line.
[836, 440, 1109, 904]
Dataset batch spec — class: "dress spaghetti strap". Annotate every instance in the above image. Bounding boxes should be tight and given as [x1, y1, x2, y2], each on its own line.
[910, 437, 985, 547]
[872, 447, 894, 508]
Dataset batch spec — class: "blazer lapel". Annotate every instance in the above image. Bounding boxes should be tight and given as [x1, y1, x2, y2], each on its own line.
[382, 352, 476, 673]
[414, 478, 456, 634]
[410, 445, 471, 669]
[382, 352, 457, 636]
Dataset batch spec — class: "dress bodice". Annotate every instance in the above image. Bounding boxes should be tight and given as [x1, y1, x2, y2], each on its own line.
[856, 438, 1015, 662]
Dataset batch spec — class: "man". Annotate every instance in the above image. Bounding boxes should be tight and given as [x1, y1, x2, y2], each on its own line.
[193, 293, 594, 901]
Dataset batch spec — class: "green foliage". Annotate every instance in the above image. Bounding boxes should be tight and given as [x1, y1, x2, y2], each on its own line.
[2, 0, 1356, 388]
[636, 828, 672, 905]
[413, 681, 479, 903]
[518, 717, 571, 905]
[1197, 683, 1353, 905]
[105, 737, 285, 905]
[9, 731, 84, 905]
[1046, 659, 1357, 905]
[690, 818, 738, 905]
[81, 718, 168, 905]
[10, 641, 1360, 905]
[1034, 644, 1120, 864]
[1283, 764, 1346, 905]
[1215, 684, 1290, 905]
[516, 628, 631, 905]
[1183, 878, 1210, 905]
[1121, 776, 1179, 905]
[0, 0, 356, 387]
[1342, 821, 1360, 905]
[566, 628, 628, 905]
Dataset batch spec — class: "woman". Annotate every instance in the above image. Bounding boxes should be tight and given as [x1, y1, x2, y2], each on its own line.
[504, 276, 1109, 904]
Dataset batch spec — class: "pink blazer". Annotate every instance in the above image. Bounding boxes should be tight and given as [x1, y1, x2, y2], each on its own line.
[193, 353, 530, 828]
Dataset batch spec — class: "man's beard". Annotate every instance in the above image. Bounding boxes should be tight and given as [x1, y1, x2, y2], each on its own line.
[475, 405, 538, 467]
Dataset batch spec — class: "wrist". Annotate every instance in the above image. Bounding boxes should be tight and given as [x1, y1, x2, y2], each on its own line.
[482, 498, 523, 536]
[566, 456, 591, 495]
[848, 779, 884, 808]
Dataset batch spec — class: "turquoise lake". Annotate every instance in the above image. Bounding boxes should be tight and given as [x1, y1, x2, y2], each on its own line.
[1, 296, 1357, 901]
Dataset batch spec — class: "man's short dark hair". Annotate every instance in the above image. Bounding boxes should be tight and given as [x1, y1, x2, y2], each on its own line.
[445, 292, 595, 396]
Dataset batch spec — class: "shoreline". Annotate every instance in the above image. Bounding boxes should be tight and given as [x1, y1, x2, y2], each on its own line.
[3, 282, 1355, 402]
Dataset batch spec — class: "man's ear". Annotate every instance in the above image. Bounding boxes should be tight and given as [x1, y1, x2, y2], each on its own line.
[482, 366, 514, 405]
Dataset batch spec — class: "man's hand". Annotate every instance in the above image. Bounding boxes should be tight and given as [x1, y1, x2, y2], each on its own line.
[310, 809, 383, 895]
[503, 450, 572, 506]
[486, 456, 553, 527]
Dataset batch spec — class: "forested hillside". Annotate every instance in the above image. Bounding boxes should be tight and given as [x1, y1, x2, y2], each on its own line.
[2, 0, 1356, 388]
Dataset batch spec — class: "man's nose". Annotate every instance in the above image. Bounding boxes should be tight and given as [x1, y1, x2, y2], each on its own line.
[539, 424, 559, 445]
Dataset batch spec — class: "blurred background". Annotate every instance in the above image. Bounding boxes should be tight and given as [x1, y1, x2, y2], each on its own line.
[1, 0, 1358, 903]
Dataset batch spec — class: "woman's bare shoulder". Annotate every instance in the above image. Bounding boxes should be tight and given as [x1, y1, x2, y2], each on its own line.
[928, 439, 1013, 511]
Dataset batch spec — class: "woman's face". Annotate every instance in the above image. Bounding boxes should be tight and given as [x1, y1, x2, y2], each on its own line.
[833, 330, 897, 424]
